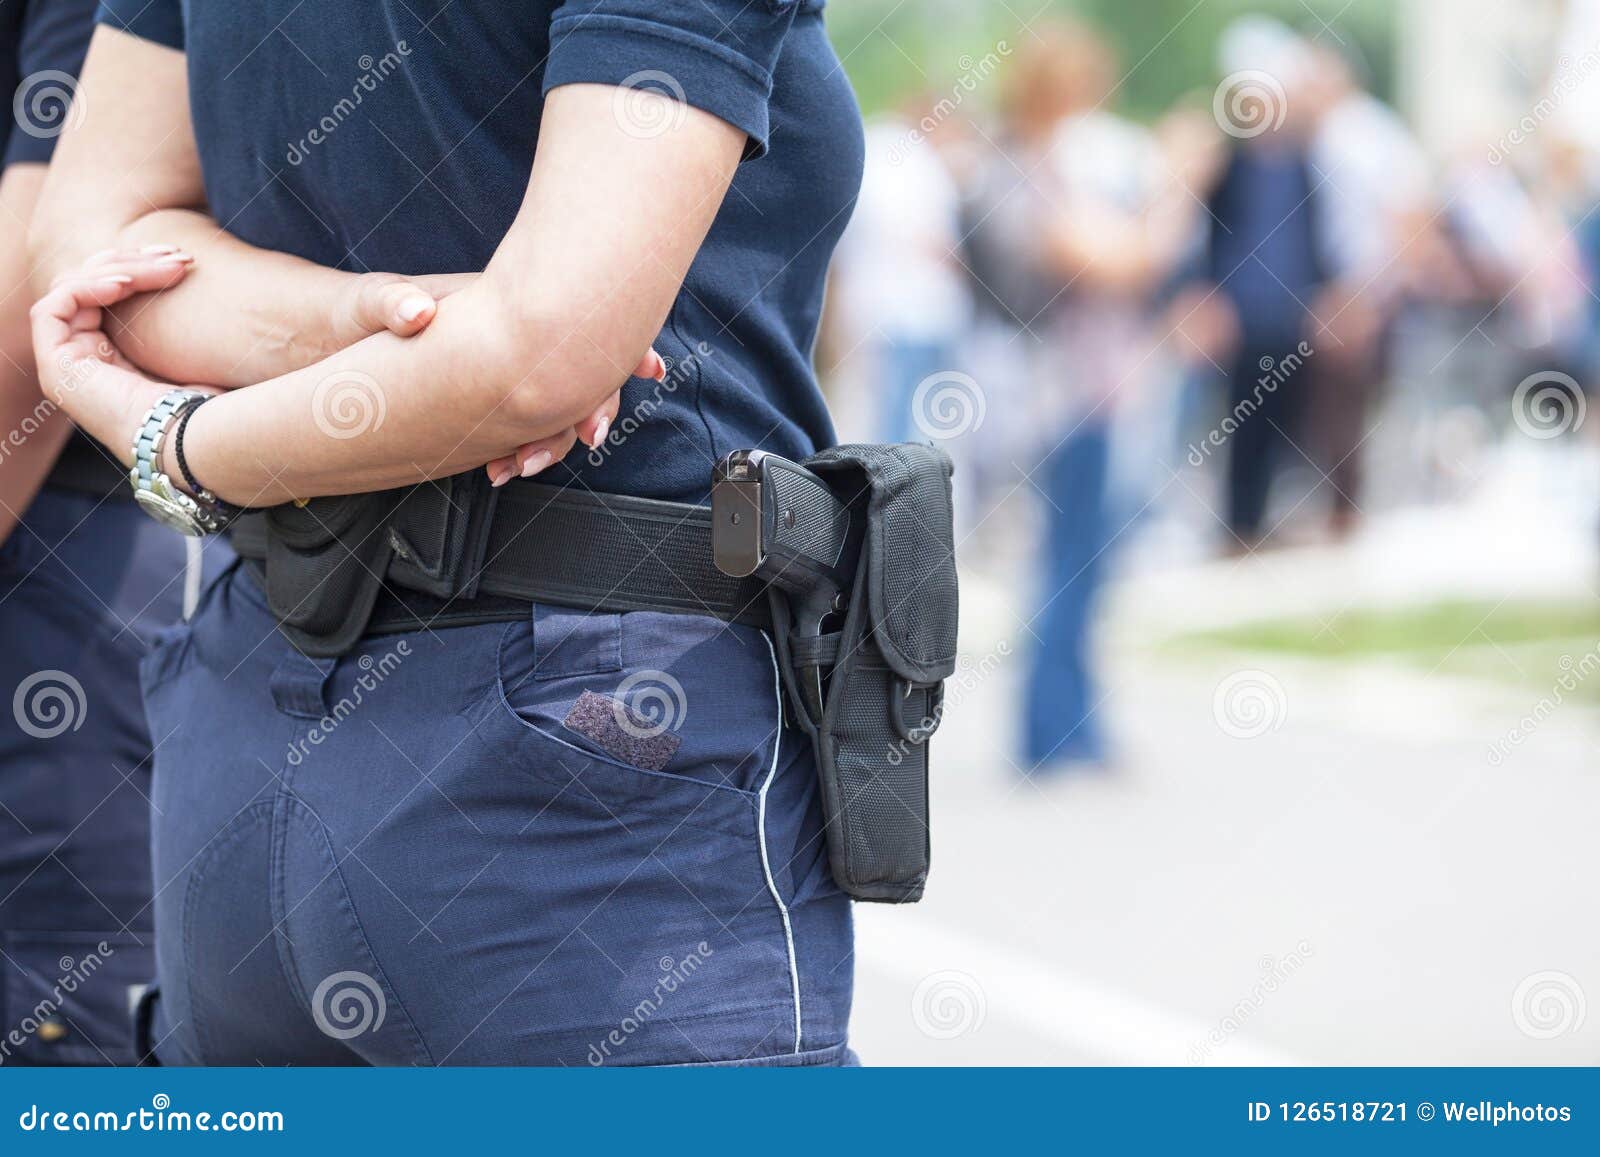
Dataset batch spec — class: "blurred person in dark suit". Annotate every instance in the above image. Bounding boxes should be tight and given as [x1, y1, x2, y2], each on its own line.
[1197, 19, 1330, 551]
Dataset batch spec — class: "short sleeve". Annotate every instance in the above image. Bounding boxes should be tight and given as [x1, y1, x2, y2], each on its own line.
[95, 0, 184, 51]
[3, 0, 99, 169]
[543, 0, 801, 159]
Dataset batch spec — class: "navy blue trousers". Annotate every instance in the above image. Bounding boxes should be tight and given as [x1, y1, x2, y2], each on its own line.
[139, 564, 855, 1065]
[0, 487, 205, 1065]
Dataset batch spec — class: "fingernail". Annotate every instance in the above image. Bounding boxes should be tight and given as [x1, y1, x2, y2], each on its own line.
[97, 275, 134, 287]
[588, 416, 610, 449]
[154, 257, 190, 270]
[140, 244, 179, 255]
[85, 248, 118, 265]
[520, 449, 553, 478]
[652, 355, 667, 381]
[490, 465, 515, 488]
[397, 296, 431, 323]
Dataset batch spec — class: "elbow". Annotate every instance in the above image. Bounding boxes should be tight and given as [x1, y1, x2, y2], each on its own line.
[481, 298, 649, 435]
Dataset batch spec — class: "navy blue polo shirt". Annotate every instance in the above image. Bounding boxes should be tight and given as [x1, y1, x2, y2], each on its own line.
[2, 0, 99, 168]
[94, 0, 863, 505]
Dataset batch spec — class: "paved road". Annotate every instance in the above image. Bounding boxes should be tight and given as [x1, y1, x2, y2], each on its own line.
[846, 524, 1600, 1066]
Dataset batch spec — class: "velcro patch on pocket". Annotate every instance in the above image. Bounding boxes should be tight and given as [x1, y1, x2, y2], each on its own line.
[562, 690, 681, 772]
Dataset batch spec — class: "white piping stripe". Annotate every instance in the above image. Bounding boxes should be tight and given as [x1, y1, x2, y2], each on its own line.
[182, 536, 204, 620]
[757, 633, 803, 1053]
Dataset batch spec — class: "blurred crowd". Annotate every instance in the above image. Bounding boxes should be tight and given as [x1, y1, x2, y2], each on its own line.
[820, 13, 1600, 774]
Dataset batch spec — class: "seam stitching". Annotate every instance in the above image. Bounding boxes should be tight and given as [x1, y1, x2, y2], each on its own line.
[756, 632, 802, 1053]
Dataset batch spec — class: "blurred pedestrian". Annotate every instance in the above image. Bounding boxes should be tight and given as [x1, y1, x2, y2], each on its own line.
[1303, 40, 1430, 537]
[1200, 19, 1330, 549]
[975, 20, 1196, 771]
[831, 97, 972, 445]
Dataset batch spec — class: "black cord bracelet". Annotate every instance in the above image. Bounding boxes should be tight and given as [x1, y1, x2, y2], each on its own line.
[172, 396, 242, 518]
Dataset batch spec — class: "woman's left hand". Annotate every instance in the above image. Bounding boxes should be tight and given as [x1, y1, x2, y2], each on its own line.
[31, 251, 214, 462]
[482, 347, 666, 487]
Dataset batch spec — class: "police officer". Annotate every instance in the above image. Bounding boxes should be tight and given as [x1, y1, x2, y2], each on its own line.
[0, 0, 224, 1066]
[32, 1, 862, 1065]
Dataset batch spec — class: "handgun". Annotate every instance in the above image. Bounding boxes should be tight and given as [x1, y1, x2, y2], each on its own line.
[711, 449, 859, 721]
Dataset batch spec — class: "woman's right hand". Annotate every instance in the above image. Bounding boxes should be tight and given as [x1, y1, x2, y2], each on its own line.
[337, 270, 465, 340]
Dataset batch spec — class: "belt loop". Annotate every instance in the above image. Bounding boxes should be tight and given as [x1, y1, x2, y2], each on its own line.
[532, 603, 623, 680]
[269, 649, 338, 719]
[132, 983, 162, 1066]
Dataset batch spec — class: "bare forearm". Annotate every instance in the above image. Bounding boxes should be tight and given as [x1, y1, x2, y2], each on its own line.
[100, 209, 380, 385]
[40, 86, 741, 509]
[26, 27, 440, 388]
[0, 165, 70, 542]
[179, 275, 623, 506]
[177, 86, 741, 508]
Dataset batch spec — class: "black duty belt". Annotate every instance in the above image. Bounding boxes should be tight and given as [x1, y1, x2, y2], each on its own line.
[229, 481, 773, 645]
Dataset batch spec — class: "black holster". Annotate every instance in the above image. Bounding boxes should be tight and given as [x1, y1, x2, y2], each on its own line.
[233, 473, 499, 657]
[770, 443, 958, 904]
